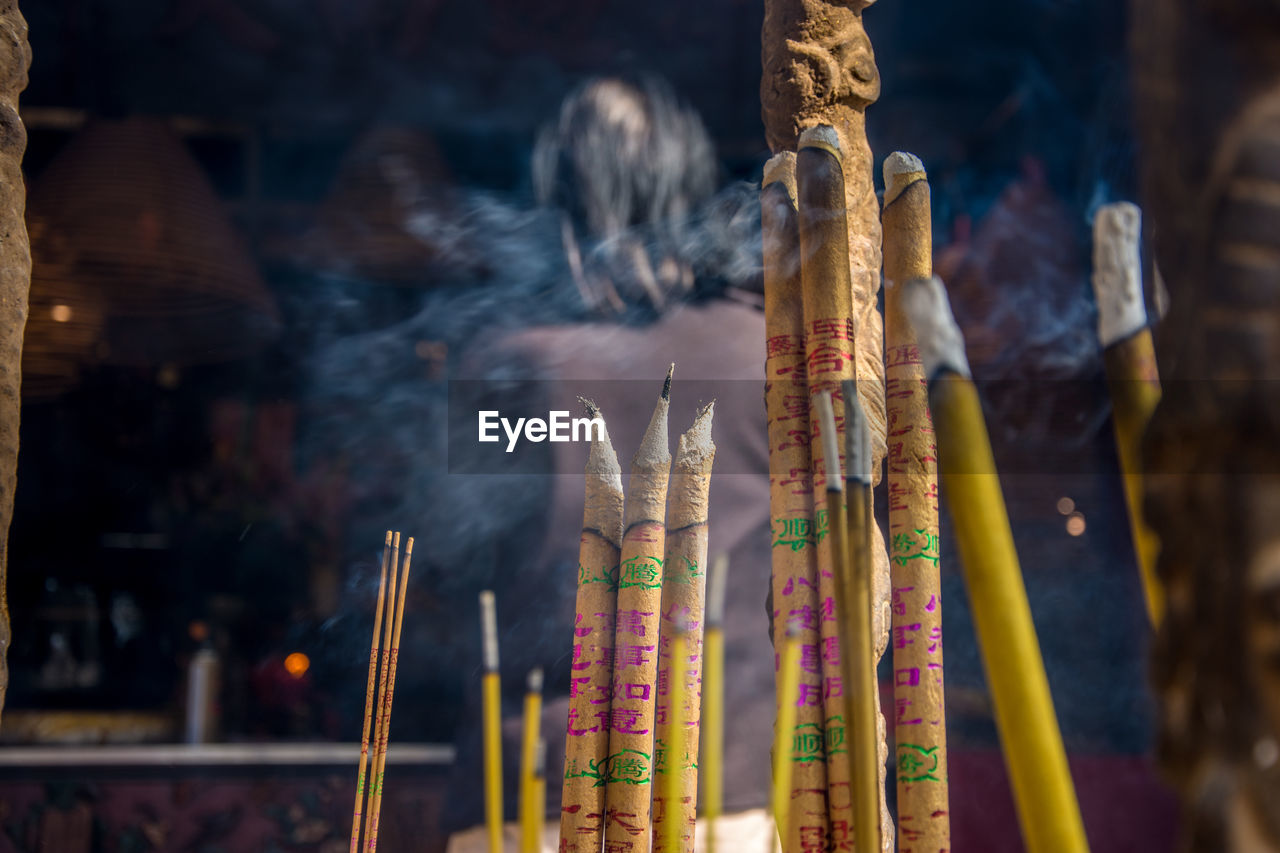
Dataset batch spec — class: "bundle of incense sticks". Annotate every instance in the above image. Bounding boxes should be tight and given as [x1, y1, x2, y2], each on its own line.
[349, 531, 414, 853]
[551, 367, 718, 853]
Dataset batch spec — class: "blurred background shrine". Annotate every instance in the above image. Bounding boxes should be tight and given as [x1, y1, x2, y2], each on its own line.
[1, 1, 1173, 850]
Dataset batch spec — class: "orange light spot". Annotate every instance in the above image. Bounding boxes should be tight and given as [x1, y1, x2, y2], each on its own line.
[1066, 512, 1086, 537]
[51, 304, 72, 323]
[1056, 497, 1075, 516]
[284, 652, 311, 678]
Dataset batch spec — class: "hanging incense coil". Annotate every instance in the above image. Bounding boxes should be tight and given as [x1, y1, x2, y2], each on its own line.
[23, 116, 276, 374]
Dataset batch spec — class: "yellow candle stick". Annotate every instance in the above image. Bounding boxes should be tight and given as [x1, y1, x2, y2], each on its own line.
[660, 622, 689, 853]
[902, 276, 1089, 853]
[773, 623, 803, 849]
[349, 531, 392, 853]
[701, 554, 727, 853]
[479, 591, 504, 853]
[838, 383, 882, 853]
[532, 738, 546, 852]
[1091, 202, 1163, 627]
[520, 668, 544, 853]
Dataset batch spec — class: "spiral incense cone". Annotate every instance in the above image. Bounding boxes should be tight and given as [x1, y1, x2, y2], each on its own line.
[653, 402, 716, 853]
[558, 400, 624, 853]
[761, 151, 830, 853]
[881, 152, 950, 850]
[601, 367, 673, 853]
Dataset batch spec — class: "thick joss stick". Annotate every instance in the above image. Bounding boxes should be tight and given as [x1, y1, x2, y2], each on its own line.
[701, 554, 728, 853]
[796, 125, 856, 843]
[558, 400, 624, 852]
[772, 623, 803, 848]
[602, 367, 673, 853]
[881, 152, 950, 848]
[366, 537, 413, 853]
[1091, 202, 1164, 627]
[362, 532, 401, 848]
[839, 383, 881, 853]
[902, 277, 1089, 853]
[479, 591, 504, 853]
[654, 402, 716, 853]
[349, 531, 392, 853]
[521, 668, 545, 853]
[659, 621, 689, 853]
[761, 151, 829, 853]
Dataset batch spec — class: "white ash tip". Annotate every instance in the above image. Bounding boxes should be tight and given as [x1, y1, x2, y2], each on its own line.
[478, 591, 499, 671]
[883, 151, 926, 206]
[901, 276, 972, 380]
[1092, 201, 1148, 347]
[676, 401, 716, 467]
[634, 372, 672, 468]
[579, 398, 622, 486]
[798, 125, 840, 154]
[815, 391, 843, 491]
[706, 553, 729, 627]
[763, 152, 798, 201]
[527, 667, 543, 693]
[841, 379, 871, 484]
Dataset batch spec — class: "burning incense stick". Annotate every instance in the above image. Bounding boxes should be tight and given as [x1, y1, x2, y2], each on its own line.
[701, 553, 728, 853]
[479, 590, 503, 853]
[559, 399, 624, 853]
[773, 622, 803, 848]
[902, 276, 1089, 853]
[350, 531, 392, 853]
[654, 402, 716, 853]
[1091, 201, 1164, 627]
[366, 536, 413, 853]
[840, 382, 881, 853]
[796, 125, 857, 842]
[602, 367, 673, 852]
[520, 668, 544, 853]
[881, 152, 950, 848]
[659, 619, 690, 853]
[761, 151, 830, 853]
[362, 532, 401, 847]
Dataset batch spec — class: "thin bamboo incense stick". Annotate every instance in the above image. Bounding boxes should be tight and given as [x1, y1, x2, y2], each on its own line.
[902, 276, 1089, 853]
[602, 367, 673, 852]
[796, 126, 856, 843]
[362, 532, 401, 847]
[881, 151, 951, 849]
[349, 531, 392, 853]
[532, 738, 546, 852]
[654, 402, 716, 853]
[480, 590, 503, 853]
[773, 623, 803, 849]
[659, 619, 689, 853]
[840, 381, 882, 853]
[1091, 201, 1164, 627]
[521, 668, 544, 853]
[366, 536, 413, 852]
[559, 399, 624, 853]
[761, 151, 829, 853]
[701, 553, 728, 853]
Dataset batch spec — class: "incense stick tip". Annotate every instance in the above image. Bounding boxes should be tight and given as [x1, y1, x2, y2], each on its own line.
[392, 531, 400, 548]
[798, 124, 840, 154]
[815, 391, 843, 491]
[527, 667, 543, 693]
[883, 151, 926, 206]
[841, 380, 871, 484]
[762, 152, 798, 207]
[662, 363, 675, 400]
[580, 398, 622, 485]
[706, 553, 729, 627]
[635, 370, 672, 468]
[404, 537, 414, 555]
[676, 400, 716, 467]
[384, 530, 392, 545]
[901, 275, 972, 380]
[1092, 201, 1147, 347]
[478, 591, 499, 671]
